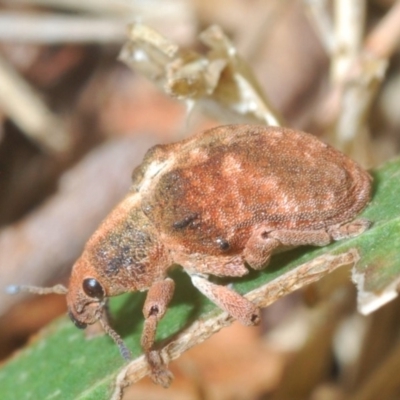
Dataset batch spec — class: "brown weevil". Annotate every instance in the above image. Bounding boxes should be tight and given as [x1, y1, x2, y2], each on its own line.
[8, 124, 372, 387]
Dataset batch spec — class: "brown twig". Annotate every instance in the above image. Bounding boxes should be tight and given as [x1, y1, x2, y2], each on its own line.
[364, 0, 400, 59]
[0, 54, 70, 153]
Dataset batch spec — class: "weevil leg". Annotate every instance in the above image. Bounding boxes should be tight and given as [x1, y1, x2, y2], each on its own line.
[244, 226, 332, 270]
[141, 277, 175, 388]
[267, 229, 331, 246]
[183, 254, 249, 277]
[190, 274, 260, 325]
[328, 218, 371, 240]
[244, 219, 370, 271]
[243, 227, 281, 270]
[266, 220, 370, 246]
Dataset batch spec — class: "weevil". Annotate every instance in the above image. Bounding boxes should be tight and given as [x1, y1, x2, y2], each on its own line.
[9, 124, 371, 387]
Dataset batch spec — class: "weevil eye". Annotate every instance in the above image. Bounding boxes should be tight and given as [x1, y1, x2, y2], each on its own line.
[82, 278, 105, 300]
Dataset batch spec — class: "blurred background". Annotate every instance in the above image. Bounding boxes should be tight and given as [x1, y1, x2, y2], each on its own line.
[1, 1, 400, 399]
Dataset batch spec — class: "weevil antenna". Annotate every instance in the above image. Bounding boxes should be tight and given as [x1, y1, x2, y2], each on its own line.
[99, 315, 132, 361]
[6, 284, 68, 295]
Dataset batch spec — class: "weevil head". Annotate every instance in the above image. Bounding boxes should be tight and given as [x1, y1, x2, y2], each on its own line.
[66, 257, 106, 329]
[66, 198, 171, 329]
[66, 255, 135, 361]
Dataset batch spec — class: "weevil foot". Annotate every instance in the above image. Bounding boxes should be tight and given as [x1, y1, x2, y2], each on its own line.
[328, 218, 372, 240]
[147, 350, 173, 388]
[190, 274, 261, 326]
[150, 367, 174, 388]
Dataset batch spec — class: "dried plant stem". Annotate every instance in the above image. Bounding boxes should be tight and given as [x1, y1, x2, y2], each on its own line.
[334, 62, 386, 168]
[0, 1, 195, 45]
[332, 0, 366, 83]
[364, 0, 400, 59]
[2, 0, 188, 18]
[0, 54, 69, 153]
[348, 339, 400, 400]
[331, 0, 374, 166]
[348, 299, 400, 391]
[271, 285, 354, 400]
[111, 249, 359, 399]
[304, 0, 335, 55]
[310, 1, 400, 166]
[0, 12, 126, 44]
[2, 0, 127, 14]
[120, 24, 283, 128]
[236, 0, 290, 62]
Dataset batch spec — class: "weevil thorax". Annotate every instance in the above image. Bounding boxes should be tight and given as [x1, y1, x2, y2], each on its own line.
[66, 192, 171, 328]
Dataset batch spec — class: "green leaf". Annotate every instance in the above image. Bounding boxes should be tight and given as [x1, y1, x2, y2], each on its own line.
[1, 156, 399, 400]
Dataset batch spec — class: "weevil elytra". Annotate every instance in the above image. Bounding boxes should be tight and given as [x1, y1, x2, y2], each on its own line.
[9, 124, 372, 387]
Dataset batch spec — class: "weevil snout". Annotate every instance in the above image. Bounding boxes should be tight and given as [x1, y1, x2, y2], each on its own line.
[68, 310, 87, 329]
[66, 292, 103, 328]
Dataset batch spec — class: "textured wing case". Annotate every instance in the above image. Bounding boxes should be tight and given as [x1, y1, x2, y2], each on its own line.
[140, 125, 371, 256]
